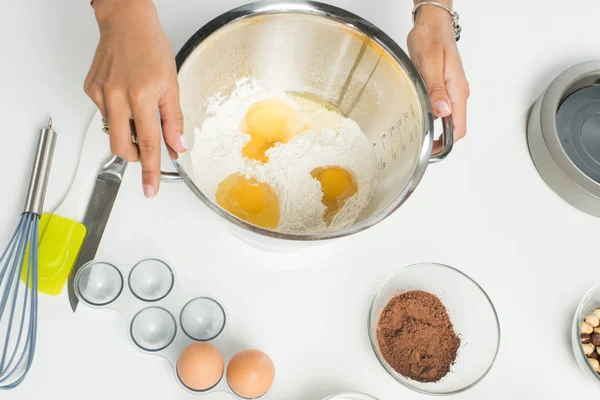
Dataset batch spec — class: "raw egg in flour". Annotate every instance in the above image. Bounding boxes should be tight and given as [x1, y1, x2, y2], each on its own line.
[177, 343, 224, 391]
[311, 166, 358, 225]
[240, 98, 302, 163]
[216, 173, 280, 229]
[227, 349, 275, 399]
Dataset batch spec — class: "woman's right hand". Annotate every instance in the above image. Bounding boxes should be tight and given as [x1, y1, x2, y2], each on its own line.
[84, 0, 186, 198]
[408, 4, 470, 144]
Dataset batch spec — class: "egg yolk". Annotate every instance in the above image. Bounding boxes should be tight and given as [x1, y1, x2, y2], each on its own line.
[311, 166, 358, 226]
[216, 173, 280, 229]
[240, 98, 301, 163]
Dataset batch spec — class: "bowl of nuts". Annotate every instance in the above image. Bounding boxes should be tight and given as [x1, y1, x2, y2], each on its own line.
[572, 281, 600, 383]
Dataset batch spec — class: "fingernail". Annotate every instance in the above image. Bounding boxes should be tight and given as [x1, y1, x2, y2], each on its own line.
[435, 100, 452, 117]
[143, 184, 156, 199]
[179, 134, 188, 151]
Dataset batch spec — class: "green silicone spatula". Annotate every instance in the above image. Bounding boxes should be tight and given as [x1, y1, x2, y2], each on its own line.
[22, 112, 114, 295]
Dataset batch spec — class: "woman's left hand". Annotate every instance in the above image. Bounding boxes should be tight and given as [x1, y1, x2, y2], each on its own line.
[85, 0, 185, 199]
[408, 5, 470, 143]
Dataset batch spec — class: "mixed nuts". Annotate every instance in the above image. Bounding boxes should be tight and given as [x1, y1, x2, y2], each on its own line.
[580, 308, 600, 373]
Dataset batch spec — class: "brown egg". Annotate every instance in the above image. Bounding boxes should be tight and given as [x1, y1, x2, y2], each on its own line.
[227, 349, 275, 399]
[177, 343, 224, 391]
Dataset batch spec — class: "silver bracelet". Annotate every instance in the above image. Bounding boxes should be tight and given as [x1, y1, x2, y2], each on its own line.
[412, 1, 462, 41]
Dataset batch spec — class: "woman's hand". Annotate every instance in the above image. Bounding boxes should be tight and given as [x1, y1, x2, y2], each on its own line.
[408, 4, 469, 144]
[84, 0, 186, 198]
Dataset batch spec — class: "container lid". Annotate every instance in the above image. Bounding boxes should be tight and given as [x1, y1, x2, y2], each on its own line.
[556, 85, 600, 183]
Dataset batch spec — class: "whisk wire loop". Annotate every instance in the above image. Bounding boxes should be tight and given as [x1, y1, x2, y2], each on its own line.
[0, 119, 55, 389]
[0, 212, 40, 389]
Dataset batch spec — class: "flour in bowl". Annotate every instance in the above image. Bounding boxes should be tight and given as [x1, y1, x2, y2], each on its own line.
[191, 78, 379, 234]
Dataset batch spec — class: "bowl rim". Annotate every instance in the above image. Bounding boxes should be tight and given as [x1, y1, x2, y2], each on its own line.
[367, 262, 501, 396]
[573, 280, 600, 383]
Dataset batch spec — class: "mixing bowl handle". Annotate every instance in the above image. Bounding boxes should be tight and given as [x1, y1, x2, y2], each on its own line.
[161, 171, 183, 182]
[429, 116, 454, 163]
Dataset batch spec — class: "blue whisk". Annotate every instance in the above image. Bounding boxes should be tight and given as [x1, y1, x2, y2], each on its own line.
[0, 119, 56, 389]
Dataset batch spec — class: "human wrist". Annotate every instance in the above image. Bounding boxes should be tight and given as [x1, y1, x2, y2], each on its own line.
[93, 0, 155, 30]
[413, 0, 452, 7]
[412, 1, 461, 41]
[413, 3, 454, 27]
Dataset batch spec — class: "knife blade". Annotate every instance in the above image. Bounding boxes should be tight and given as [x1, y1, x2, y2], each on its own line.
[67, 156, 127, 311]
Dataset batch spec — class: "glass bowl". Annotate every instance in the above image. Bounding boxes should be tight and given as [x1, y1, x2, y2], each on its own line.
[571, 281, 600, 385]
[368, 263, 500, 395]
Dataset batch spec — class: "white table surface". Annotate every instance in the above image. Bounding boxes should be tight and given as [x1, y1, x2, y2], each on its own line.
[1, 0, 600, 399]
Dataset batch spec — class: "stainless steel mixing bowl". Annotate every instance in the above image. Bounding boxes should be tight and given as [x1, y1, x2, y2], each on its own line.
[167, 1, 453, 248]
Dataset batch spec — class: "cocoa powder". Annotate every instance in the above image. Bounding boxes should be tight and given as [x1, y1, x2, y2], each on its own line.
[376, 290, 460, 383]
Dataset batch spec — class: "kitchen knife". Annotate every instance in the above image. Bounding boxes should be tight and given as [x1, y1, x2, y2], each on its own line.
[67, 155, 127, 311]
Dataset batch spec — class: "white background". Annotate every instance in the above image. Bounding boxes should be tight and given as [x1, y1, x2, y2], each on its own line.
[1, 0, 599, 399]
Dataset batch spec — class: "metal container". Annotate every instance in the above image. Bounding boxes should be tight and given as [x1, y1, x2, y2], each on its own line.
[167, 1, 453, 249]
[527, 60, 600, 217]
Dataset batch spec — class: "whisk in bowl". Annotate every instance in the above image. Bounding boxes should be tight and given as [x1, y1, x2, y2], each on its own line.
[0, 119, 56, 389]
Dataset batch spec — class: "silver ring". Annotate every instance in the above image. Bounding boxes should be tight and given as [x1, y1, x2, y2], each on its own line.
[103, 118, 138, 145]
[102, 118, 109, 134]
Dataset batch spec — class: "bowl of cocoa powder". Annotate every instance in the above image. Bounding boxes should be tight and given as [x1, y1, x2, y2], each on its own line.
[368, 263, 500, 395]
